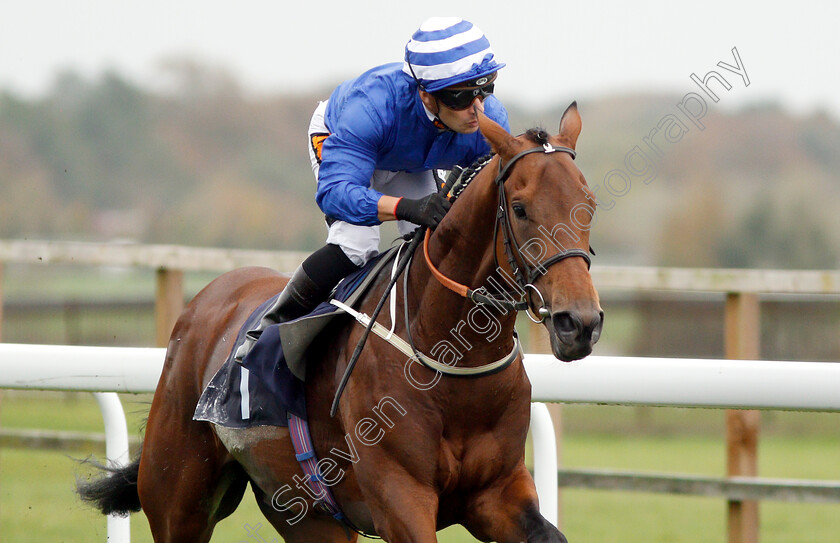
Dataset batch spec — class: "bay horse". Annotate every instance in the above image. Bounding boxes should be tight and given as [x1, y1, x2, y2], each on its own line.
[79, 103, 602, 542]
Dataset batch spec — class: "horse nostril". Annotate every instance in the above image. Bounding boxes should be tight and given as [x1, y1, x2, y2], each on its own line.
[590, 311, 605, 343]
[553, 311, 578, 334]
[552, 311, 582, 345]
[552, 310, 603, 346]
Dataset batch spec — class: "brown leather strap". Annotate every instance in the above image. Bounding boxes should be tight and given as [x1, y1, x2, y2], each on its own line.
[423, 229, 469, 298]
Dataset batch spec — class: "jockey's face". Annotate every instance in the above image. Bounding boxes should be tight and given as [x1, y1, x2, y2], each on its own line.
[419, 89, 485, 134]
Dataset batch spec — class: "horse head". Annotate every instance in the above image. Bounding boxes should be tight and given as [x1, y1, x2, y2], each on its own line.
[478, 102, 603, 361]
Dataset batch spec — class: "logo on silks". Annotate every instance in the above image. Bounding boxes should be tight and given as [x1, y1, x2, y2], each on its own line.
[474, 77, 489, 86]
[310, 133, 329, 163]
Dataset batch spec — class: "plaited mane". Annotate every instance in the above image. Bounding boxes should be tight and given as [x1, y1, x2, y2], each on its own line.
[524, 127, 551, 146]
[448, 127, 551, 202]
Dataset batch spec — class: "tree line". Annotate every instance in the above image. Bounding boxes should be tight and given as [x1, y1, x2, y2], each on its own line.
[1, 63, 837, 268]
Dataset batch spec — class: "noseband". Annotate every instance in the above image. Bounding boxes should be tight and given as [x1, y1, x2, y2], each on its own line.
[425, 141, 592, 323]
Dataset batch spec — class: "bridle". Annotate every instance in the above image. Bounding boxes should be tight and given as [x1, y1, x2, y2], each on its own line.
[332, 140, 592, 405]
[425, 141, 592, 324]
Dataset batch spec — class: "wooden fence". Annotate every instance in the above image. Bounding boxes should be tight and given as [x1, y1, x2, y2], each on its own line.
[2, 238, 840, 543]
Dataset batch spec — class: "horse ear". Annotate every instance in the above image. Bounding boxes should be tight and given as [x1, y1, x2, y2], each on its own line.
[558, 101, 582, 150]
[477, 107, 521, 159]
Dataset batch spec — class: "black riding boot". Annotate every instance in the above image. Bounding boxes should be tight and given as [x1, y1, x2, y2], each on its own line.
[266, 243, 360, 323]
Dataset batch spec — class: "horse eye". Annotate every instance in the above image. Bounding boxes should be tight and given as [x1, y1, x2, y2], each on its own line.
[512, 203, 527, 220]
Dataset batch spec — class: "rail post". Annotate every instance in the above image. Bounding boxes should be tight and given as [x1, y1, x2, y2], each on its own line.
[0, 262, 3, 503]
[530, 402, 559, 527]
[529, 320, 563, 527]
[724, 292, 761, 543]
[0, 261, 4, 341]
[92, 392, 131, 543]
[155, 267, 183, 347]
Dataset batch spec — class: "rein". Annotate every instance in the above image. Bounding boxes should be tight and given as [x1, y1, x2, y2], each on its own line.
[330, 141, 593, 415]
[425, 141, 592, 323]
[423, 230, 528, 312]
[330, 225, 520, 417]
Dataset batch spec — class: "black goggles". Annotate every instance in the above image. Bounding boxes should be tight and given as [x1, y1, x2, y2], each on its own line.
[433, 83, 495, 111]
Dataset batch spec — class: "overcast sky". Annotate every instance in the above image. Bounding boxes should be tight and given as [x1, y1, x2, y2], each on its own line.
[2, 0, 839, 119]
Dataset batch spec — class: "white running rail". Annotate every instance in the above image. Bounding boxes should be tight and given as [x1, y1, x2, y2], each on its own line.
[2, 343, 840, 540]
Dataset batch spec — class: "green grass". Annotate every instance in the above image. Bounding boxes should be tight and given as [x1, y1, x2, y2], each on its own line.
[0, 447, 273, 543]
[2, 393, 839, 542]
[0, 392, 152, 433]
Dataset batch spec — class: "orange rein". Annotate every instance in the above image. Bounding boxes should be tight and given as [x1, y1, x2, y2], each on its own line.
[423, 228, 470, 298]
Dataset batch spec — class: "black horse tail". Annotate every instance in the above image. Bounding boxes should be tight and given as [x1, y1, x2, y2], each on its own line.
[77, 454, 142, 516]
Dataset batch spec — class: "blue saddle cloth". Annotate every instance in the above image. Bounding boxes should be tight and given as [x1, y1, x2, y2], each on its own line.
[193, 251, 391, 428]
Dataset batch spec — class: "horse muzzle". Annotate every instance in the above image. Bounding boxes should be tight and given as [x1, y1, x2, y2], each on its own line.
[547, 307, 604, 361]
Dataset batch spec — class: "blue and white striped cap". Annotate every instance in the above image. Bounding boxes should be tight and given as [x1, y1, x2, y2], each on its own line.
[404, 17, 505, 92]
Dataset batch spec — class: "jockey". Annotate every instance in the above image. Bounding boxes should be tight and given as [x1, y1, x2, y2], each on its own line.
[272, 17, 510, 322]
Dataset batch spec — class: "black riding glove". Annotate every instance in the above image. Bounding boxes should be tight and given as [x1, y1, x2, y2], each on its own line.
[394, 193, 452, 230]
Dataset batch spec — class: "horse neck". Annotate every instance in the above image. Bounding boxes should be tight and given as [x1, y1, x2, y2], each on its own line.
[407, 161, 518, 361]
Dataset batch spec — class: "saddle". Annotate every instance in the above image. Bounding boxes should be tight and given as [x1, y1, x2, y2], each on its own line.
[193, 245, 402, 428]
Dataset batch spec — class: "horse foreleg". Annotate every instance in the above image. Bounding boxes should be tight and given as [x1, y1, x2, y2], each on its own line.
[354, 461, 440, 543]
[464, 465, 568, 543]
[249, 486, 357, 543]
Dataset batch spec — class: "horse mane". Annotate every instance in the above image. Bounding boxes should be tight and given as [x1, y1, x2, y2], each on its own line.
[448, 127, 550, 203]
[448, 153, 494, 202]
